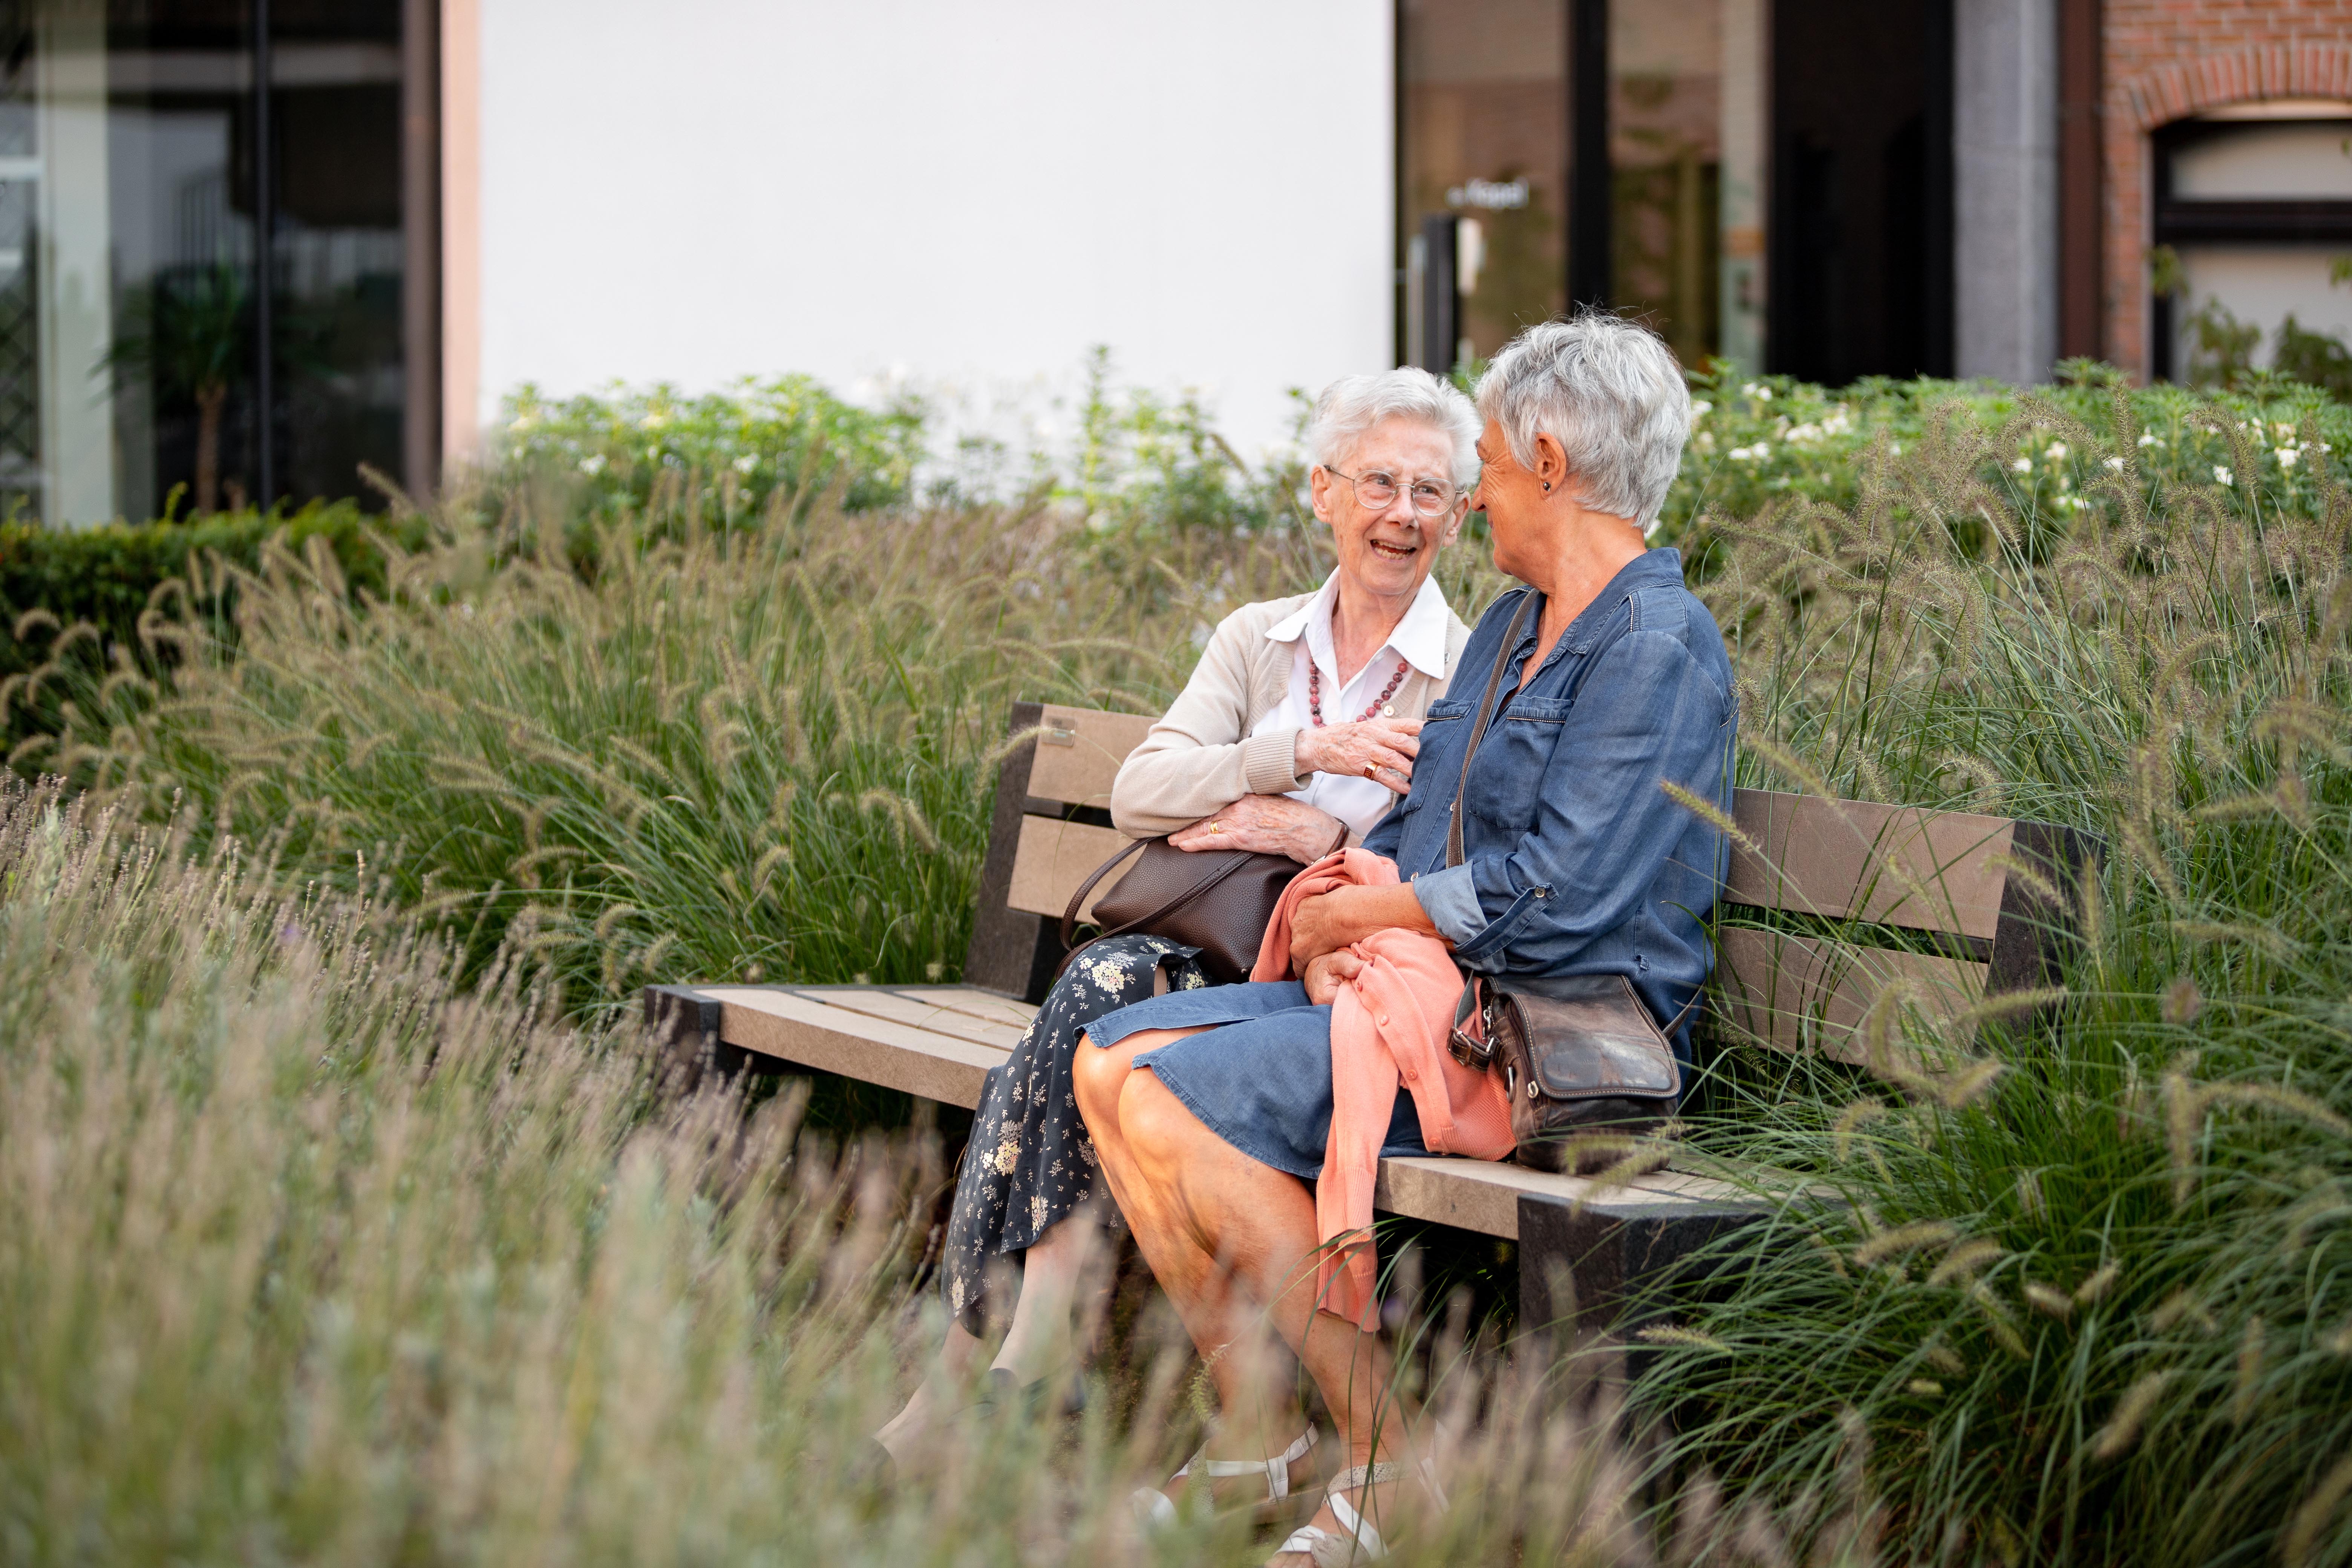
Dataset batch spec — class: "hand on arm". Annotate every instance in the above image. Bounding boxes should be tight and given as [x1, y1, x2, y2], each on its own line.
[1168, 793, 1346, 863]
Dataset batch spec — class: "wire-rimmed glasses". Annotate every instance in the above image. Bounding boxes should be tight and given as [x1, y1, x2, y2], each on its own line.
[1322, 465, 1465, 519]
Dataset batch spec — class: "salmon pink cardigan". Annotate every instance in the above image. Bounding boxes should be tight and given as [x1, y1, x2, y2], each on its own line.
[1251, 847, 1514, 1330]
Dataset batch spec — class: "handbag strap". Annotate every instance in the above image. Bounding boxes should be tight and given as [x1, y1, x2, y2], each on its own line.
[1061, 834, 1150, 952]
[1447, 590, 1540, 870]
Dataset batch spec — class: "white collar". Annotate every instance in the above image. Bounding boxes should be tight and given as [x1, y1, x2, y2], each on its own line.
[1264, 571, 1452, 681]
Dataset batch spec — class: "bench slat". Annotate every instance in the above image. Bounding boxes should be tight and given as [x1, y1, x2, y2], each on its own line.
[1026, 704, 1156, 808]
[1713, 925, 1985, 1061]
[1008, 816, 1130, 921]
[698, 987, 1006, 1107]
[1727, 790, 2014, 942]
[787, 986, 1029, 1050]
[1374, 1155, 1739, 1239]
[894, 986, 1041, 1029]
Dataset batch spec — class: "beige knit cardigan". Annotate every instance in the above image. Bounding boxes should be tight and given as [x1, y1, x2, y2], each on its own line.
[1108, 590, 1473, 843]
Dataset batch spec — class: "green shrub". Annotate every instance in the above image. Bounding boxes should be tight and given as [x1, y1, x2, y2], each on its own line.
[495, 375, 927, 535]
[0, 500, 427, 768]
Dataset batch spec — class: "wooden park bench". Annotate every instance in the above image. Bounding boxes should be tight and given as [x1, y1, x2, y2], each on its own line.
[646, 700, 2094, 1333]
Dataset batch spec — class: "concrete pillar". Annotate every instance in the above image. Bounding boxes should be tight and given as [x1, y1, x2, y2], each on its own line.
[1954, 0, 2060, 384]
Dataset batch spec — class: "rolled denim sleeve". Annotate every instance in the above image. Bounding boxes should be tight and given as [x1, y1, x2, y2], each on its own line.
[1449, 629, 1731, 972]
[1410, 864, 1486, 947]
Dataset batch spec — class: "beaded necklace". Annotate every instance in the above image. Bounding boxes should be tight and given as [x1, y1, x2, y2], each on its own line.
[1308, 655, 1411, 726]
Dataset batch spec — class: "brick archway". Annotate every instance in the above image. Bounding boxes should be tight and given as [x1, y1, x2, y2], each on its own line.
[2101, 24, 2352, 380]
[2121, 43, 2352, 132]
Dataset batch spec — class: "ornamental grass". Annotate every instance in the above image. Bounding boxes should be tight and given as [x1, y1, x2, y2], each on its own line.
[8, 368, 2352, 1562]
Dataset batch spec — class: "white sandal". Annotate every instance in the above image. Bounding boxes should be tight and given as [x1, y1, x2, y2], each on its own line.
[1132, 1424, 1319, 1527]
[1274, 1453, 1447, 1565]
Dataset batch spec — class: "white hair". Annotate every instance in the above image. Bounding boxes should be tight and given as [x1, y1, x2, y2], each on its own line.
[1305, 368, 1483, 494]
[1474, 313, 1691, 527]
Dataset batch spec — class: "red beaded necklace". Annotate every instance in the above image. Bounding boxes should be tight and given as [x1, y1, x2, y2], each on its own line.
[1308, 655, 1411, 726]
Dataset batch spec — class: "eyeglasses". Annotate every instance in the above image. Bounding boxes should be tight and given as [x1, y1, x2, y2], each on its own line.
[1323, 466, 1464, 519]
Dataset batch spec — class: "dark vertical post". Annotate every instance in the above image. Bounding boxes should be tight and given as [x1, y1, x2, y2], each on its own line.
[2057, 0, 2103, 363]
[1417, 213, 1458, 374]
[402, 0, 441, 498]
[252, 0, 274, 511]
[1920, 0, 1955, 377]
[1567, 0, 1610, 310]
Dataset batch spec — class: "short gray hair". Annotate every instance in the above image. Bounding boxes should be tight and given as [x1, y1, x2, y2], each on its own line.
[1305, 368, 1482, 494]
[1475, 314, 1690, 527]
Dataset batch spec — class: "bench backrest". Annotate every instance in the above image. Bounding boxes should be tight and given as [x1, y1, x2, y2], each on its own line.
[960, 702, 2095, 1064]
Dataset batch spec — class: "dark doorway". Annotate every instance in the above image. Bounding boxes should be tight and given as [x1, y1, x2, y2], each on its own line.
[1769, 0, 1952, 382]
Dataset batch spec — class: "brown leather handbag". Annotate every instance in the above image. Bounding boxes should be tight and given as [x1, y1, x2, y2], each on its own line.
[1436, 592, 1692, 1173]
[1058, 821, 1347, 986]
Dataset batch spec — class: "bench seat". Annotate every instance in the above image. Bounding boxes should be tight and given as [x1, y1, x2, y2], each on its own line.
[646, 979, 1747, 1244]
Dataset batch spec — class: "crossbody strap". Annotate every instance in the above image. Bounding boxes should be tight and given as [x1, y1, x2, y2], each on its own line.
[1447, 590, 1539, 870]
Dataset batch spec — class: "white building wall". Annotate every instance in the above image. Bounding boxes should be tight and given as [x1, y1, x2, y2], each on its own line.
[467, 0, 1395, 461]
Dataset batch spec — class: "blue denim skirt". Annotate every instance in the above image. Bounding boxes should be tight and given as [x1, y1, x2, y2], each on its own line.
[1087, 979, 1426, 1181]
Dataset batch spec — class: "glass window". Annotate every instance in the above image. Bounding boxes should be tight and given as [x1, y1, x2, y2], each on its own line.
[1608, 0, 1722, 369]
[1399, 0, 1567, 367]
[0, 0, 411, 526]
[2152, 111, 2352, 384]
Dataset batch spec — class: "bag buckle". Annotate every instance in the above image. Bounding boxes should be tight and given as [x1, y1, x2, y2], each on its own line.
[1447, 977, 1495, 1069]
[1447, 1024, 1494, 1069]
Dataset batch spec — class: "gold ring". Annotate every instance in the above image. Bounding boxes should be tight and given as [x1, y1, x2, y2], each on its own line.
[1208, 821, 1222, 833]
[1364, 763, 1380, 779]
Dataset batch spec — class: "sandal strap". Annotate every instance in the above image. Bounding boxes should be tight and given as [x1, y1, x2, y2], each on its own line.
[1196, 1424, 1318, 1499]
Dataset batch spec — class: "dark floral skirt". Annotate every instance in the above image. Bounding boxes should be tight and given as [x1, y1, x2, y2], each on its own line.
[940, 933, 1210, 1335]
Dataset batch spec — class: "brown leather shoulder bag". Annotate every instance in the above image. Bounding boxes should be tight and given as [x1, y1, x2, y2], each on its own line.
[1058, 819, 1347, 986]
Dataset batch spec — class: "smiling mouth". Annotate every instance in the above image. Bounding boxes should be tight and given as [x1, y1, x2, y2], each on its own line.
[1369, 539, 1418, 560]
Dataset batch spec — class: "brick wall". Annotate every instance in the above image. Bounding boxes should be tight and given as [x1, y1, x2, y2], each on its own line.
[2100, 2, 2352, 375]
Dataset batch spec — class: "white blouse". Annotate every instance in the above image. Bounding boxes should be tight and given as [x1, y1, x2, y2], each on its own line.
[1247, 571, 1455, 839]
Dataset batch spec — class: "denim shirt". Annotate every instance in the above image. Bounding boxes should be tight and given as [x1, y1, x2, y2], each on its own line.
[1361, 548, 1738, 1043]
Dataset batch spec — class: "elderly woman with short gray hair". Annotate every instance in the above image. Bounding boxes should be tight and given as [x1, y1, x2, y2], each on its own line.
[874, 368, 1483, 1484]
[1074, 314, 1736, 1565]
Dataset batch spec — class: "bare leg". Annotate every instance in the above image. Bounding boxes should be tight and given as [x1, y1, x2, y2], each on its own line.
[872, 1317, 983, 1464]
[1073, 1029, 1319, 1504]
[1075, 1031, 1427, 1560]
[989, 1203, 1111, 1383]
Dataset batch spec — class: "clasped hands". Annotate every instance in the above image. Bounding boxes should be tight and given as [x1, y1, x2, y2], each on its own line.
[1291, 882, 1441, 1005]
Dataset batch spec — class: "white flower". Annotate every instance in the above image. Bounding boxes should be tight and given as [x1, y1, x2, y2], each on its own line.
[2011, 458, 2033, 473]
[2138, 431, 2162, 448]
[1727, 441, 1771, 462]
[732, 452, 758, 475]
[2276, 446, 2299, 469]
[2104, 455, 2126, 472]
[1890, 443, 1903, 456]
[2274, 421, 2297, 440]
[1742, 382, 1773, 403]
[1694, 429, 1717, 453]
[1784, 422, 1824, 446]
[580, 453, 608, 476]
[2044, 441, 2068, 462]
[2213, 466, 2234, 486]
[1690, 400, 1712, 418]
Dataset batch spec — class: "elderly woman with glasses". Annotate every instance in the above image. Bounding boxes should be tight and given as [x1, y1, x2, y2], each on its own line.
[1073, 315, 1735, 1564]
[874, 368, 1482, 1483]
